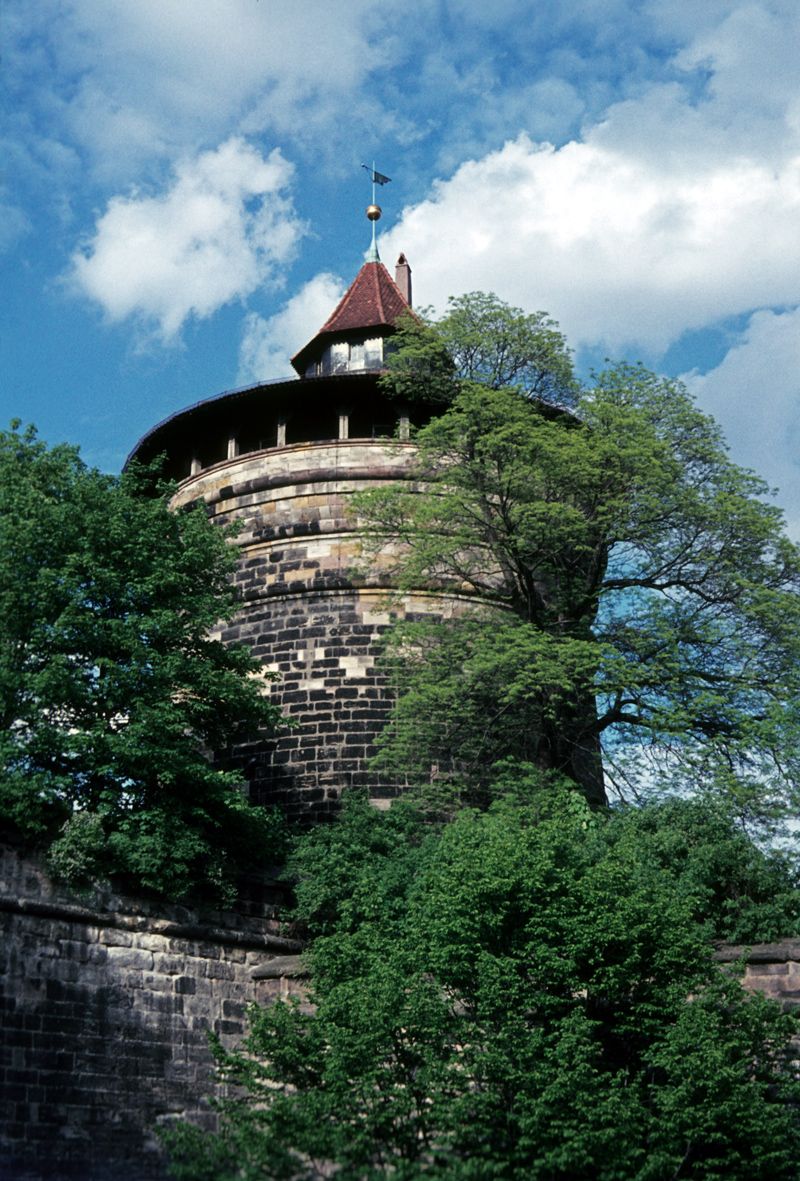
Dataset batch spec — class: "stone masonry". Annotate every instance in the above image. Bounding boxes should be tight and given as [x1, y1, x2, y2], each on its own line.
[125, 256, 443, 821]
[171, 437, 461, 822]
[0, 842, 307, 1181]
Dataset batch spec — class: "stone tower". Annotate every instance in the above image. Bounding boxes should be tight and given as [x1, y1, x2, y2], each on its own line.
[128, 253, 434, 822]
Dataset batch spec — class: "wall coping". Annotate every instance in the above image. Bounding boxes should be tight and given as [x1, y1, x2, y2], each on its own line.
[0, 893, 304, 952]
[713, 938, 800, 964]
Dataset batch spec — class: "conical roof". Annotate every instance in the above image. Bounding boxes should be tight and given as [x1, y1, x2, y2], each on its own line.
[291, 261, 412, 376]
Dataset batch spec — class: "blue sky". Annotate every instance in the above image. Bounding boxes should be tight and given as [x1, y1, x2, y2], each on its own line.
[3, 1, 799, 529]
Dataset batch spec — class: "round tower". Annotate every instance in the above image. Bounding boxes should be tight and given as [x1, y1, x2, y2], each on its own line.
[127, 252, 435, 822]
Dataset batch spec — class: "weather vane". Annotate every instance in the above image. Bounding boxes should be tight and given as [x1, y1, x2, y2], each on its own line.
[362, 162, 391, 261]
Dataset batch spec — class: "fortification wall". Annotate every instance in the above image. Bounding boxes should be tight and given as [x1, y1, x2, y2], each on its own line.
[1, 842, 799, 1179]
[172, 438, 461, 821]
[716, 941, 800, 1014]
[0, 843, 305, 1181]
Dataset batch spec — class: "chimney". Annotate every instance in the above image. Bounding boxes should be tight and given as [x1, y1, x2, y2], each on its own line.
[395, 253, 412, 307]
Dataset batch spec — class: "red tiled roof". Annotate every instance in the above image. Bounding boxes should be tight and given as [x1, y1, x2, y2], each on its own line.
[319, 261, 410, 333]
[291, 261, 413, 375]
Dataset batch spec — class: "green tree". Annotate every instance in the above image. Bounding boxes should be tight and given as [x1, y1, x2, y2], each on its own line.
[608, 796, 800, 944]
[437, 291, 578, 401]
[357, 355, 800, 819]
[0, 422, 286, 901]
[163, 793, 800, 1180]
[381, 292, 578, 408]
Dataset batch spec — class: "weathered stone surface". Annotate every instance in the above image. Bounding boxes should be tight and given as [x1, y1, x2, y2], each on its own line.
[0, 843, 305, 1181]
[713, 941, 800, 1016]
[2, 841, 798, 1180]
[251, 955, 309, 979]
[713, 938, 800, 964]
[169, 438, 461, 822]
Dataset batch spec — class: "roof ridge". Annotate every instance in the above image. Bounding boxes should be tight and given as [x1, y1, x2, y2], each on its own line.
[373, 262, 385, 324]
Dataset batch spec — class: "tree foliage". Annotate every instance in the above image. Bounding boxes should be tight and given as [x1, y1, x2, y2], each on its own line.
[381, 293, 578, 408]
[358, 353, 800, 819]
[380, 312, 459, 408]
[0, 422, 287, 901]
[287, 788, 800, 947]
[438, 291, 578, 401]
[163, 792, 800, 1180]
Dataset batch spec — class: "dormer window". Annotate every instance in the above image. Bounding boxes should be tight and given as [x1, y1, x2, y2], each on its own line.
[331, 342, 349, 373]
[365, 337, 383, 367]
[312, 337, 385, 376]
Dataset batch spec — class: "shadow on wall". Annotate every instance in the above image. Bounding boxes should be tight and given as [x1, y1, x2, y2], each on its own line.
[0, 841, 305, 1181]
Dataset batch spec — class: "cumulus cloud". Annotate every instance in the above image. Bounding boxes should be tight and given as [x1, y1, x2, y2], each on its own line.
[378, 130, 800, 356]
[238, 274, 346, 383]
[8, 0, 800, 531]
[5, 0, 734, 197]
[683, 306, 800, 538]
[69, 139, 303, 342]
[377, 0, 800, 356]
[368, 4, 800, 528]
[675, 0, 800, 134]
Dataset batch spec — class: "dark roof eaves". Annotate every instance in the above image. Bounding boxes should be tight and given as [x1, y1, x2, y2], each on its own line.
[123, 375, 302, 469]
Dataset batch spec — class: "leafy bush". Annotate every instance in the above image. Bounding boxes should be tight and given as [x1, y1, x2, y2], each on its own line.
[163, 788, 800, 1179]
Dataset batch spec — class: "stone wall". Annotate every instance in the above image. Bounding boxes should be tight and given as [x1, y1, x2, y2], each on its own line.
[715, 939, 800, 1015]
[0, 843, 306, 1181]
[172, 438, 465, 822]
[1, 842, 799, 1180]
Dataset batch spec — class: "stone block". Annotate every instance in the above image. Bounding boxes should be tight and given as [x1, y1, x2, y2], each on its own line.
[106, 947, 154, 971]
[100, 929, 133, 948]
[215, 1019, 244, 1037]
[747, 963, 790, 976]
[44, 979, 83, 1004]
[137, 934, 169, 953]
[62, 940, 91, 964]
[203, 961, 235, 981]
[143, 972, 175, 993]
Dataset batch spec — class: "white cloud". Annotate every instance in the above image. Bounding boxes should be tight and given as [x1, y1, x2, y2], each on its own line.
[238, 274, 346, 383]
[6, 0, 726, 200]
[6, 0, 389, 182]
[683, 307, 800, 538]
[374, 3, 800, 357]
[69, 139, 303, 342]
[366, 3, 800, 530]
[675, 1, 800, 131]
[378, 130, 800, 356]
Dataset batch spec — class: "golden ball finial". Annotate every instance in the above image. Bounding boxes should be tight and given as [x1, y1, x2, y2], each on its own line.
[366, 204, 382, 222]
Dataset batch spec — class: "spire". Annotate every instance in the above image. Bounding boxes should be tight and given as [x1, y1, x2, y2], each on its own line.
[290, 166, 411, 378]
[366, 214, 380, 263]
[362, 162, 390, 263]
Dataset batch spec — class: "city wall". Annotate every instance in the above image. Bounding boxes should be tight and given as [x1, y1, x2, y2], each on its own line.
[2, 840, 799, 1180]
[0, 842, 306, 1181]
